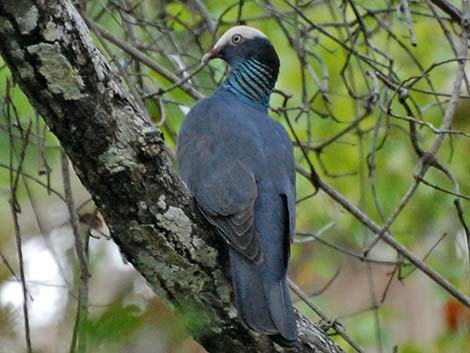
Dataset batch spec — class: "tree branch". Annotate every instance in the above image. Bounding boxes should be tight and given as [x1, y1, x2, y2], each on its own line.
[428, 0, 462, 23]
[0, 1, 344, 352]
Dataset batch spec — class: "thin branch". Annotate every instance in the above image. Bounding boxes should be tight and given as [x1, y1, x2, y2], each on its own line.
[297, 164, 470, 308]
[61, 150, 90, 353]
[429, 0, 462, 23]
[7, 104, 33, 353]
[296, 231, 408, 266]
[288, 278, 365, 353]
[82, 16, 204, 100]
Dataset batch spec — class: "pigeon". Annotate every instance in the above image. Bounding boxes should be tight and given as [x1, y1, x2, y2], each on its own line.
[177, 26, 297, 344]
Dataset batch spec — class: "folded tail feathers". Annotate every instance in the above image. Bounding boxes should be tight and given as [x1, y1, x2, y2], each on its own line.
[229, 249, 298, 344]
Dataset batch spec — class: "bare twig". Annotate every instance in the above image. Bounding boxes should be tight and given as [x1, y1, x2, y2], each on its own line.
[7, 93, 33, 353]
[82, 16, 204, 100]
[61, 150, 90, 353]
[288, 278, 365, 353]
[297, 164, 470, 308]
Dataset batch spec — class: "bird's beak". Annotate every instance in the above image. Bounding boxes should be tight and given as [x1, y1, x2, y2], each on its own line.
[201, 47, 221, 64]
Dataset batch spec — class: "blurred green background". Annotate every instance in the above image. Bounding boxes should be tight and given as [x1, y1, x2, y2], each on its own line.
[1, 0, 469, 352]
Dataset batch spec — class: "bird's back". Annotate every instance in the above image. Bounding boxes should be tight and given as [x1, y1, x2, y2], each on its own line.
[178, 90, 293, 190]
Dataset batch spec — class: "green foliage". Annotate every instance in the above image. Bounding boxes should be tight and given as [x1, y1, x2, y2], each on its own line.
[86, 304, 143, 345]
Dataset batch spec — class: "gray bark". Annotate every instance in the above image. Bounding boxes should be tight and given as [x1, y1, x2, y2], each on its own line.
[0, 1, 344, 352]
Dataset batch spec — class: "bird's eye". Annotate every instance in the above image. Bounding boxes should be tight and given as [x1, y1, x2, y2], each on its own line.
[231, 34, 243, 45]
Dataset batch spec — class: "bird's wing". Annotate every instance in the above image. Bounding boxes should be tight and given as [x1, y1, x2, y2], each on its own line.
[177, 96, 264, 262]
[284, 171, 296, 245]
[272, 120, 296, 245]
[194, 158, 262, 263]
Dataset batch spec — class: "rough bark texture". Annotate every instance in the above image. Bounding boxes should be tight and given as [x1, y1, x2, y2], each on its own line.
[0, 1, 344, 352]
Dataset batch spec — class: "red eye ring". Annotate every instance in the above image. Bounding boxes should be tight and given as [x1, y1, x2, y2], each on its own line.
[231, 34, 243, 45]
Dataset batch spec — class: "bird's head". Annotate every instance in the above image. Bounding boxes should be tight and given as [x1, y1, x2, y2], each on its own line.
[202, 26, 279, 75]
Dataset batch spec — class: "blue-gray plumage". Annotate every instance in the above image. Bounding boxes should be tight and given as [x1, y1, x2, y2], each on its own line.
[177, 26, 297, 344]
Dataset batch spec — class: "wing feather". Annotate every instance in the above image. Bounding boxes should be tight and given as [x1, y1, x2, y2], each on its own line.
[194, 159, 262, 263]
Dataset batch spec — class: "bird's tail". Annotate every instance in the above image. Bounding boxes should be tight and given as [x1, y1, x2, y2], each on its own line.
[229, 248, 297, 344]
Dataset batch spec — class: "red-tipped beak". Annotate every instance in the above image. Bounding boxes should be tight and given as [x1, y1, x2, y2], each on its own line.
[201, 47, 221, 64]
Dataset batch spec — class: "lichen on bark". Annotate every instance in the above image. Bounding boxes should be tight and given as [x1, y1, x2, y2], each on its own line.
[27, 42, 86, 100]
[2, 0, 38, 34]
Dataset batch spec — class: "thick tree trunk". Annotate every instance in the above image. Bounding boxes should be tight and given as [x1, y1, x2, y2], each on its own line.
[0, 1, 344, 352]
